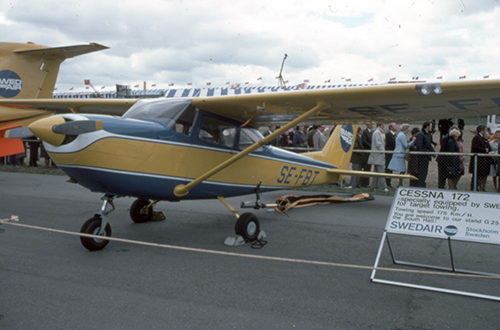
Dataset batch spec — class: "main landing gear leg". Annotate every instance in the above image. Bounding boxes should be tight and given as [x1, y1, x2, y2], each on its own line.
[80, 194, 115, 251]
[217, 194, 266, 247]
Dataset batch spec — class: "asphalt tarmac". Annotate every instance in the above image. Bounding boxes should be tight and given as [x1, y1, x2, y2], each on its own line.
[1, 172, 499, 329]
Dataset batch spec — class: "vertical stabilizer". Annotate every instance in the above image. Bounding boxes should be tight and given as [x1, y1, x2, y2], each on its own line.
[303, 124, 358, 170]
[0, 42, 108, 99]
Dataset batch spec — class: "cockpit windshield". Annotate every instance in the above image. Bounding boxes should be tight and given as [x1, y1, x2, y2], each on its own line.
[122, 98, 197, 135]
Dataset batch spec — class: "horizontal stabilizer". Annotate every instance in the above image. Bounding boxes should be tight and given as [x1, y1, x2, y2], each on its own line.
[327, 168, 417, 180]
[52, 120, 103, 136]
[0, 125, 26, 157]
[4, 126, 34, 139]
[14, 43, 108, 59]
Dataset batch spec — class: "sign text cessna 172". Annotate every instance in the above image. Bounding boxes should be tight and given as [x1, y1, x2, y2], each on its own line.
[3, 76, 500, 251]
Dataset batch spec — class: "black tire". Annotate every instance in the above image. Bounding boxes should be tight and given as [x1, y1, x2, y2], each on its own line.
[235, 213, 260, 241]
[80, 216, 112, 251]
[130, 198, 152, 223]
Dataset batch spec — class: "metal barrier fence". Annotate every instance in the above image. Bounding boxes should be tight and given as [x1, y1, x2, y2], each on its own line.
[284, 147, 500, 192]
[350, 150, 500, 192]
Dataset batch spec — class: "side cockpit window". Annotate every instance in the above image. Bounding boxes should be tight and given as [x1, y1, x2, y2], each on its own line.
[174, 105, 196, 136]
[199, 116, 236, 148]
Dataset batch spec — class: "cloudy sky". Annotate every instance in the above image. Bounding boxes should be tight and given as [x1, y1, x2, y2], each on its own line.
[1, 0, 499, 91]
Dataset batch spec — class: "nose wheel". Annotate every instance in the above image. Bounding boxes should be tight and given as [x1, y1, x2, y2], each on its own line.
[79, 195, 115, 251]
[80, 215, 112, 251]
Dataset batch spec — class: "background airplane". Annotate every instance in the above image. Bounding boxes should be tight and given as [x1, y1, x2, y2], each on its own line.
[5, 78, 500, 251]
[0, 41, 136, 157]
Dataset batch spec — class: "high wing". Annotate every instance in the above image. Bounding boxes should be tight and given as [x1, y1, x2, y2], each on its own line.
[0, 99, 138, 116]
[2, 79, 499, 121]
[191, 80, 500, 125]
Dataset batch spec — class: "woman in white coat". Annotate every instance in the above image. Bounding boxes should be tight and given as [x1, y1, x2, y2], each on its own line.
[388, 124, 415, 187]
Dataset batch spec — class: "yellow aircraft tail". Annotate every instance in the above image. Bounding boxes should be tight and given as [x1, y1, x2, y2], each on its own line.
[0, 42, 108, 99]
[303, 124, 358, 170]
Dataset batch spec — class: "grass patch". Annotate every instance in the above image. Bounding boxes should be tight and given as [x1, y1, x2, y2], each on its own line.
[0, 165, 65, 176]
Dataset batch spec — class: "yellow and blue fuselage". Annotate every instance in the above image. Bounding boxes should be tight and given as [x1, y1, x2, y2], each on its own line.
[37, 104, 345, 200]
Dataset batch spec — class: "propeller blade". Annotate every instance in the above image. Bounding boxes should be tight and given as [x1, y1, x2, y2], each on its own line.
[4, 126, 34, 139]
[52, 120, 103, 136]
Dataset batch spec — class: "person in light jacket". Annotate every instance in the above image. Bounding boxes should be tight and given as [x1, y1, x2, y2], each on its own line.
[388, 124, 415, 187]
[368, 123, 387, 191]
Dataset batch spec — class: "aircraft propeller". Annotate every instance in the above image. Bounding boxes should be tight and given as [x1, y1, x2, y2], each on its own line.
[4, 116, 103, 146]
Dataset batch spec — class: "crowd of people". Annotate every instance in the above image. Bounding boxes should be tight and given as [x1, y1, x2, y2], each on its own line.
[263, 124, 331, 150]
[349, 119, 500, 192]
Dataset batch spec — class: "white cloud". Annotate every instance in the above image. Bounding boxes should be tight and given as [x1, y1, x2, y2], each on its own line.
[1, 0, 499, 91]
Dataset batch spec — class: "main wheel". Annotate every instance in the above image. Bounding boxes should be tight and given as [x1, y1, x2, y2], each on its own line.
[80, 216, 112, 251]
[130, 198, 153, 223]
[235, 213, 260, 241]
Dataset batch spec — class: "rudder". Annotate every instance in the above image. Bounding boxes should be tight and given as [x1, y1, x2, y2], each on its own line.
[303, 124, 357, 170]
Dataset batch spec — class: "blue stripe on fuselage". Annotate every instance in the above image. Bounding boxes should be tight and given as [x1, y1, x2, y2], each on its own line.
[59, 165, 279, 200]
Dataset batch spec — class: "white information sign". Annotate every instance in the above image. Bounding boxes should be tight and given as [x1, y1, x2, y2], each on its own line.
[387, 188, 500, 245]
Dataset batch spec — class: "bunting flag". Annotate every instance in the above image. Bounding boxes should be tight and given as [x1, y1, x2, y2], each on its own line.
[101, 86, 105, 89]
[345, 78, 351, 82]
[412, 76, 419, 80]
[459, 75, 466, 79]
[389, 77, 396, 81]
[151, 84, 156, 87]
[297, 83, 305, 89]
[85, 87, 89, 89]
[325, 79, 331, 83]
[168, 83, 174, 86]
[187, 82, 192, 86]
[134, 84, 139, 88]
[484, 75, 490, 79]
[206, 82, 211, 86]
[304, 79, 309, 83]
[368, 78, 373, 82]
[84, 79, 90, 85]
[69, 87, 74, 90]
[257, 77, 262, 80]
[436, 76, 443, 79]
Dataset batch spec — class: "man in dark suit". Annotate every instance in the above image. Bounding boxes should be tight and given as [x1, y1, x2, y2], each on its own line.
[469, 125, 491, 191]
[415, 121, 435, 187]
[385, 123, 397, 188]
[360, 124, 373, 187]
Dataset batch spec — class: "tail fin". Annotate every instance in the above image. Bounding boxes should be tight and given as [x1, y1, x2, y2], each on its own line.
[303, 125, 358, 170]
[0, 42, 108, 99]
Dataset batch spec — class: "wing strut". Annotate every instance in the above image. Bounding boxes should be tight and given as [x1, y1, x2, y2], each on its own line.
[173, 101, 330, 197]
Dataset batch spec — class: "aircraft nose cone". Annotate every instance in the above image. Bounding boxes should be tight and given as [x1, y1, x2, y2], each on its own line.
[28, 116, 66, 146]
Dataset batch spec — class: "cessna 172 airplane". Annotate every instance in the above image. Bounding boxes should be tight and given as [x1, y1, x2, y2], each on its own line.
[0, 41, 137, 157]
[4, 74, 500, 251]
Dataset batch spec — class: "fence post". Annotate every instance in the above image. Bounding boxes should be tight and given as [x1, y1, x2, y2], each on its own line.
[473, 154, 478, 192]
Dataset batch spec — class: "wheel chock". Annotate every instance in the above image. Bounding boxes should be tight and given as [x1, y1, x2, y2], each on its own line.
[150, 211, 166, 222]
[224, 234, 246, 246]
[257, 230, 267, 240]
